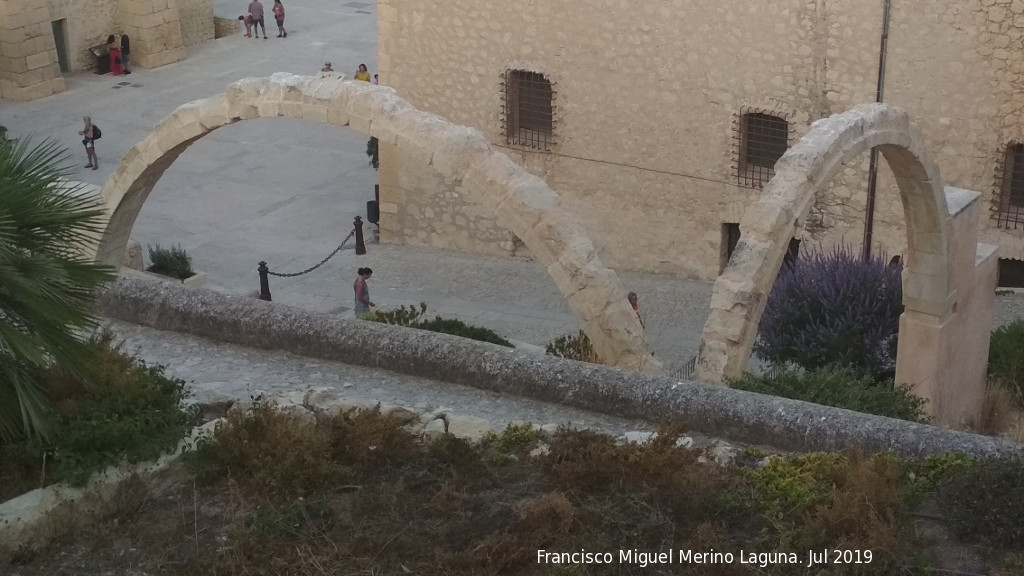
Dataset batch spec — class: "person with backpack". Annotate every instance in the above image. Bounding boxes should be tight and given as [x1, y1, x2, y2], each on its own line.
[79, 116, 101, 170]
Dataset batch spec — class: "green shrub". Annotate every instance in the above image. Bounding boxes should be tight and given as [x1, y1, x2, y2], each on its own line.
[545, 330, 598, 363]
[361, 302, 427, 325]
[416, 317, 513, 347]
[730, 366, 929, 422]
[742, 451, 915, 569]
[494, 422, 539, 454]
[363, 302, 513, 347]
[747, 452, 852, 521]
[146, 243, 194, 280]
[366, 136, 379, 170]
[935, 453, 1024, 550]
[988, 319, 1024, 404]
[755, 244, 903, 380]
[903, 452, 972, 504]
[0, 331, 194, 493]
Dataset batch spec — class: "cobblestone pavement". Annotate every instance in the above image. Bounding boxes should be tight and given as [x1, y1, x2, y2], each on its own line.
[104, 318, 668, 439]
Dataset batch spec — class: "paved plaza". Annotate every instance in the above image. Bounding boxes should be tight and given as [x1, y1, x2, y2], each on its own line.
[2, 0, 1023, 376]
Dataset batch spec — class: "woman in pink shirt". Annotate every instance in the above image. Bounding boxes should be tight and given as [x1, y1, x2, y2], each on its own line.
[106, 35, 124, 76]
[272, 0, 287, 38]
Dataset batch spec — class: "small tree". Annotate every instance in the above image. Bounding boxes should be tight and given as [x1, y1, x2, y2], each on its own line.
[146, 243, 195, 280]
[754, 244, 903, 380]
[366, 137, 379, 170]
[989, 319, 1024, 404]
[545, 330, 599, 364]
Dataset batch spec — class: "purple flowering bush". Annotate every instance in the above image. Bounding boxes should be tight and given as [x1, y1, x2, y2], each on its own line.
[754, 244, 903, 380]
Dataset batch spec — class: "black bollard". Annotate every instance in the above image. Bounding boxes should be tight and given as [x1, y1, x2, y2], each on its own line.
[354, 216, 366, 255]
[258, 261, 272, 301]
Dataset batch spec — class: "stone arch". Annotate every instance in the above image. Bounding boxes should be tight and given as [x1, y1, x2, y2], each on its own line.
[93, 73, 660, 373]
[697, 103, 952, 382]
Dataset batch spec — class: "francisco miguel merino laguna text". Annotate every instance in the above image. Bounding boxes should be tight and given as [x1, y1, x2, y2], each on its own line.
[537, 549, 873, 568]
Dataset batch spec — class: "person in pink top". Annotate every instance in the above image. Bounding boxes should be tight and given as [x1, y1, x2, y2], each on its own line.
[248, 0, 267, 39]
[627, 292, 645, 329]
[238, 14, 253, 37]
[272, 0, 286, 38]
[106, 35, 124, 76]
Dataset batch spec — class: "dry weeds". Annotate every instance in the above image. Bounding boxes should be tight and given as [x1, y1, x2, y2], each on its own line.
[3, 404, 1022, 576]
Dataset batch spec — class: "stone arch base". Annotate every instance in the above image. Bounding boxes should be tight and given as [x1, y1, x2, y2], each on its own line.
[696, 103, 997, 427]
[92, 73, 660, 374]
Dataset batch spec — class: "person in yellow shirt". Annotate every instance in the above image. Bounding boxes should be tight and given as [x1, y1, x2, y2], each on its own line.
[354, 63, 371, 82]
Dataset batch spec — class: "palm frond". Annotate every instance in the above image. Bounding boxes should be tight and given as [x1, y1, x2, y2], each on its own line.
[0, 135, 116, 441]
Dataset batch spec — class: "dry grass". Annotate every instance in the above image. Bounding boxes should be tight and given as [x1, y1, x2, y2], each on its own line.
[976, 384, 1020, 437]
[4, 405, 1022, 576]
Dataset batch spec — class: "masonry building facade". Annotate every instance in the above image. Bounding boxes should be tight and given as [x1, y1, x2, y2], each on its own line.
[376, 0, 1024, 283]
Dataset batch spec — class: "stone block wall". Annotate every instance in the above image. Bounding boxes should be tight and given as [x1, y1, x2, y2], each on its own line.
[178, 0, 214, 47]
[378, 141, 524, 258]
[117, 0, 186, 69]
[214, 17, 240, 39]
[48, 0, 119, 73]
[0, 0, 65, 100]
[379, 0, 1024, 279]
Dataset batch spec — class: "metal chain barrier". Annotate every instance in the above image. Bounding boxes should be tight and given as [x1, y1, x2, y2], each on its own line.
[258, 215, 368, 302]
[266, 228, 356, 278]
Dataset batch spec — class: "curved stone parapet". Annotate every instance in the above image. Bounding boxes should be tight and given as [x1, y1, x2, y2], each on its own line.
[697, 103, 952, 382]
[93, 73, 660, 373]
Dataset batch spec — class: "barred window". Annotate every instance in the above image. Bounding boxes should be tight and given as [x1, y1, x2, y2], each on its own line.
[992, 142, 1024, 229]
[735, 111, 790, 188]
[501, 70, 554, 150]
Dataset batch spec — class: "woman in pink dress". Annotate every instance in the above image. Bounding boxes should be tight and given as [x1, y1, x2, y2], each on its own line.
[107, 35, 124, 76]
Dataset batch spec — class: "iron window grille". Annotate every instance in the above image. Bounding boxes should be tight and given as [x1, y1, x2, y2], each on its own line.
[733, 109, 792, 189]
[992, 142, 1024, 229]
[500, 69, 555, 151]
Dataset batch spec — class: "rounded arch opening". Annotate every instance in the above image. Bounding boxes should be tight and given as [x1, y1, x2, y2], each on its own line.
[93, 73, 660, 373]
[696, 103, 952, 382]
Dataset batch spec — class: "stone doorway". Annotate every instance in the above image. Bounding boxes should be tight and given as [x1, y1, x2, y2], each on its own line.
[50, 20, 69, 74]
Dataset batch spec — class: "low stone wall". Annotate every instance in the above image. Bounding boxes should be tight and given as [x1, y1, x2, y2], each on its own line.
[96, 276, 1024, 459]
[214, 17, 240, 39]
